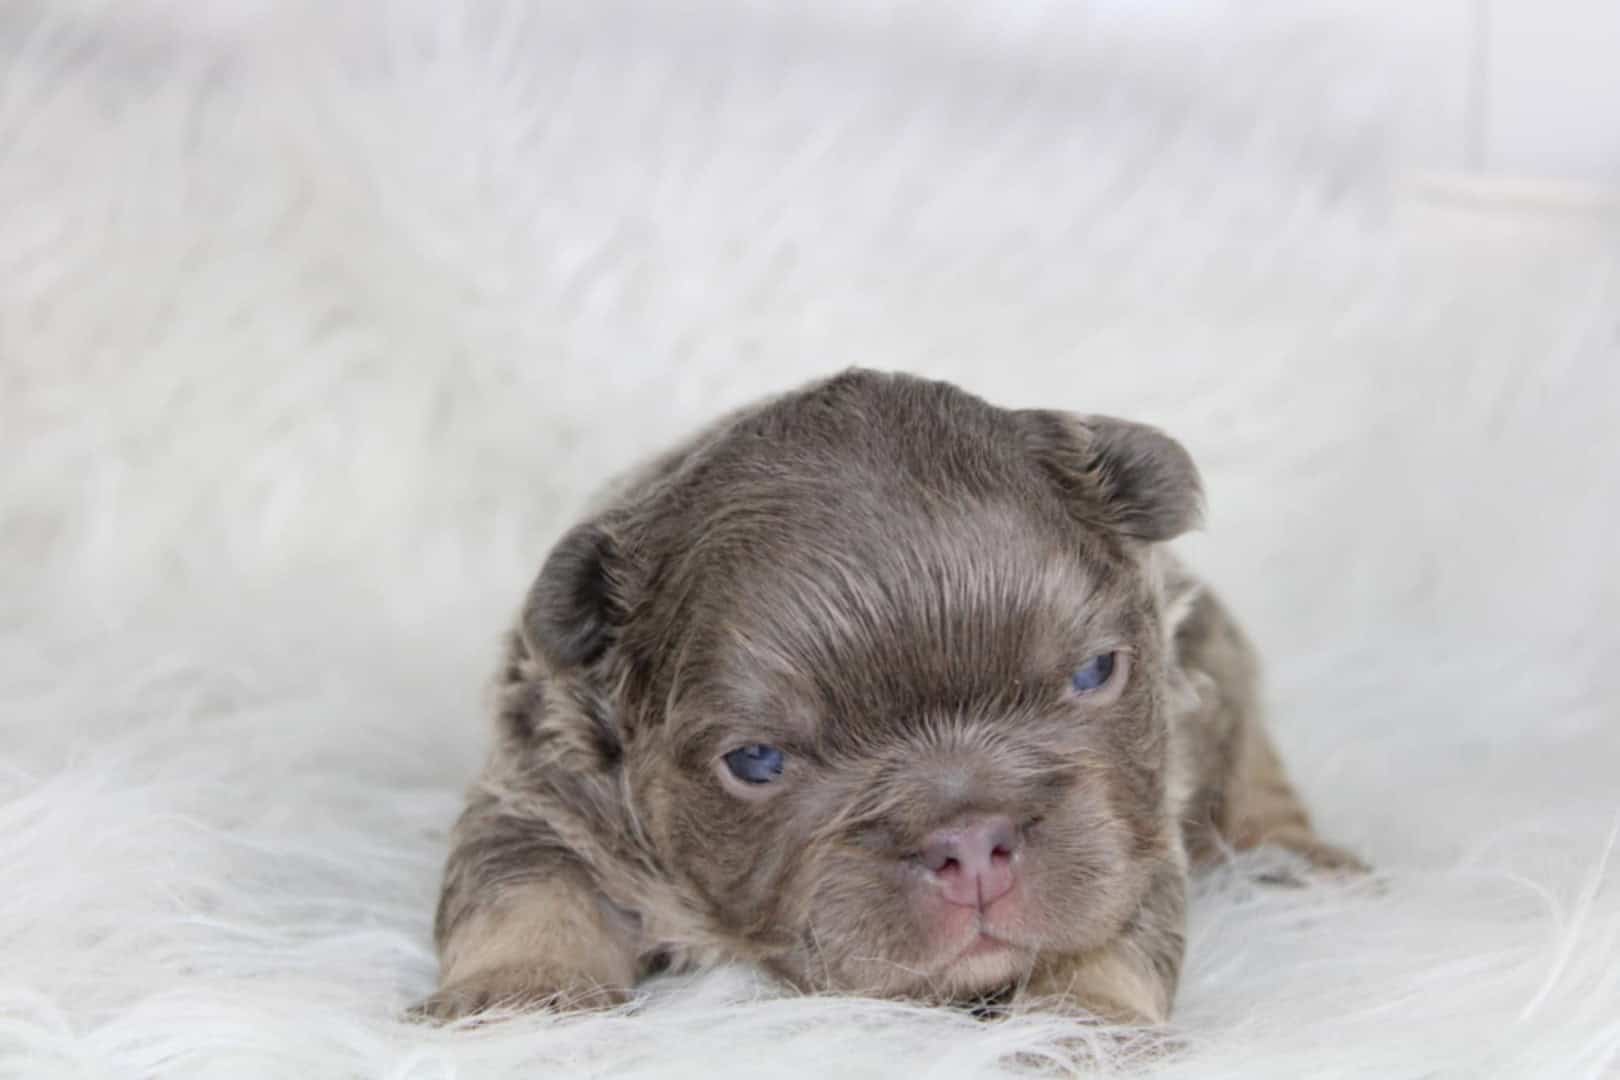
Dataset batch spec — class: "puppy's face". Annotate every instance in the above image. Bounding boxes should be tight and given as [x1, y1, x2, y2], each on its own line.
[524, 371, 1201, 1001]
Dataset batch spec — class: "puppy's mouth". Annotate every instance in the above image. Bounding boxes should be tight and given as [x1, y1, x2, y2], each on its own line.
[931, 905, 1038, 972]
[931, 931, 1036, 995]
[952, 932, 1017, 962]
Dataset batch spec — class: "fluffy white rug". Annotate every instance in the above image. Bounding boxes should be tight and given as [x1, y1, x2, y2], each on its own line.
[4, 2, 1618, 1077]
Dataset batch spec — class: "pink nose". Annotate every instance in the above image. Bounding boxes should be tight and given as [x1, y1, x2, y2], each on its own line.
[920, 815, 1019, 908]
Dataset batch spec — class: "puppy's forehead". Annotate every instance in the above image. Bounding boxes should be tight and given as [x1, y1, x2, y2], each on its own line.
[698, 494, 1131, 728]
[635, 371, 1140, 733]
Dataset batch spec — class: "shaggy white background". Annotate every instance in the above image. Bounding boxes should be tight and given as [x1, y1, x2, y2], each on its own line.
[4, 2, 1618, 1077]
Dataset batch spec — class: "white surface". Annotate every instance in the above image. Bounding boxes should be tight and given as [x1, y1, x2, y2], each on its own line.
[3, 3, 1619, 1077]
[1213, 0, 1620, 184]
[1483, 0, 1620, 184]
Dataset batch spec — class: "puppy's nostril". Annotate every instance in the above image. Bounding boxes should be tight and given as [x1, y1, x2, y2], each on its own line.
[987, 820, 1018, 860]
[921, 845, 957, 875]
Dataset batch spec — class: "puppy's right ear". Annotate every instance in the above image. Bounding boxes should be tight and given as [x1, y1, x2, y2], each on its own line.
[521, 522, 622, 670]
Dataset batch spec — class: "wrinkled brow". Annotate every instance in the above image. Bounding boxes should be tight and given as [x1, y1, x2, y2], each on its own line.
[677, 527, 1135, 745]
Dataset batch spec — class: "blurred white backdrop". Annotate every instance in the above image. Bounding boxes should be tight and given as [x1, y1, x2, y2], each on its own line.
[2, 2, 1617, 1077]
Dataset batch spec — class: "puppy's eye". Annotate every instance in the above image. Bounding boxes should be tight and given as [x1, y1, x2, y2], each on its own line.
[723, 744, 786, 785]
[1070, 652, 1117, 694]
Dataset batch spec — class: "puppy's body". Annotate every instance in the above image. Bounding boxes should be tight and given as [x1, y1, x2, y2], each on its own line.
[422, 371, 1359, 1023]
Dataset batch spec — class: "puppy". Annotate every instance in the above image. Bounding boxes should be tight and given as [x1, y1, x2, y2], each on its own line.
[419, 369, 1362, 1025]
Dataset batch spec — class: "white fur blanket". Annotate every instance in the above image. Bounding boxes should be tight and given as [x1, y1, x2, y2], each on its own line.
[3, 3, 1617, 1077]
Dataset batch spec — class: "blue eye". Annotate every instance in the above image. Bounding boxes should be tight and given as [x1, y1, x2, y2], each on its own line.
[723, 744, 786, 785]
[1070, 652, 1117, 694]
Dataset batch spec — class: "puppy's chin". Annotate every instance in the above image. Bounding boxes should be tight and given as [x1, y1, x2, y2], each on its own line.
[787, 923, 1038, 1003]
[924, 935, 1038, 1001]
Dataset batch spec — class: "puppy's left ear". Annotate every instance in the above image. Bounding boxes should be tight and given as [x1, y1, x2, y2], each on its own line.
[1019, 410, 1204, 542]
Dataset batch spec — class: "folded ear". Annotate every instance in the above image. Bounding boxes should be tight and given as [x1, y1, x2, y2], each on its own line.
[1018, 410, 1204, 542]
[521, 521, 623, 670]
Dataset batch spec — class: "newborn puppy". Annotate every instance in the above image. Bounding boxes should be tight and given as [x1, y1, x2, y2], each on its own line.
[420, 369, 1361, 1025]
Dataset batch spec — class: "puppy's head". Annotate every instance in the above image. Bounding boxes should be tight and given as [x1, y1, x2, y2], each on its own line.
[522, 370, 1201, 1000]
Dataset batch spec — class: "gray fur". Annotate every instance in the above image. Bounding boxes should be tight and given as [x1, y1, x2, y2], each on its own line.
[418, 369, 1361, 1023]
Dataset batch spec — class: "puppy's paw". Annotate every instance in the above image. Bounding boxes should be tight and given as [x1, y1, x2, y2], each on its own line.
[1004, 995, 1185, 1073]
[1251, 828, 1370, 886]
[1016, 957, 1172, 1030]
[1018, 989, 1163, 1029]
[408, 967, 629, 1024]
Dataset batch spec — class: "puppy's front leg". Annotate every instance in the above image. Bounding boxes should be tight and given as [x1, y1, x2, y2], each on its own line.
[414, 798, 638, 1021]
[1019, 862, 1185, 1025]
